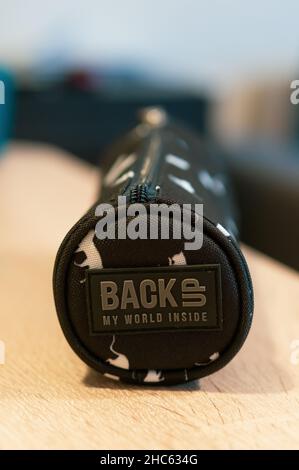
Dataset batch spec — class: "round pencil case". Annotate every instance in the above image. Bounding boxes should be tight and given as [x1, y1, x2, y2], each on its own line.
[53, 108, 253, 385]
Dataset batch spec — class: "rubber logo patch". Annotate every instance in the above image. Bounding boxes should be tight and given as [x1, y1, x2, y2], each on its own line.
[86, 265, 222, 334]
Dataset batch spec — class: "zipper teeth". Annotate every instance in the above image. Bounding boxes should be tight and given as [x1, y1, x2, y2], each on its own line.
[127, 129, 163, 204]
[129, 184, 150, 203]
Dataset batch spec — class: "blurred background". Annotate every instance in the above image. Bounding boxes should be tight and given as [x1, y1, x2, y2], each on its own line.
[0, 0, 299, 269]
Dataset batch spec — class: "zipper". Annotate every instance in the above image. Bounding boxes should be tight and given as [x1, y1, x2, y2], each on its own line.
[122, 107, 170, 204]
[126, 128, 164, 204]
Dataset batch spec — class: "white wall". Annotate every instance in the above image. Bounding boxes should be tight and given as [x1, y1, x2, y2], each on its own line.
[0, 0, 298, 92]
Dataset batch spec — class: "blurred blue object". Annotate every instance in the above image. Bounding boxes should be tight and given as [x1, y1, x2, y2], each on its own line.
[0, 68, 14, 154]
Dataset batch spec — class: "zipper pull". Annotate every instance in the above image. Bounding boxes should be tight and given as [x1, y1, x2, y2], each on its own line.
[129, 183, 159, 203]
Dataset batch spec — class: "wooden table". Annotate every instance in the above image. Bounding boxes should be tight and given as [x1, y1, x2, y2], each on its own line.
[1, 143, 299, 450]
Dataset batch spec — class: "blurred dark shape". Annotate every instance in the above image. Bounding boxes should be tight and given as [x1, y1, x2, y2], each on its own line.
[12, 69, 208, 163]
[211, 79, 299, 271]
[224, 140, 299, 272]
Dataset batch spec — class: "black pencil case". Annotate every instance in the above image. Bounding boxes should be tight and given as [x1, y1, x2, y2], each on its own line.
[53, 108, 253, 385]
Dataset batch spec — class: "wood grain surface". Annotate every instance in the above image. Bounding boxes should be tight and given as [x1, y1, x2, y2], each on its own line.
[1, 143, 299, 450]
